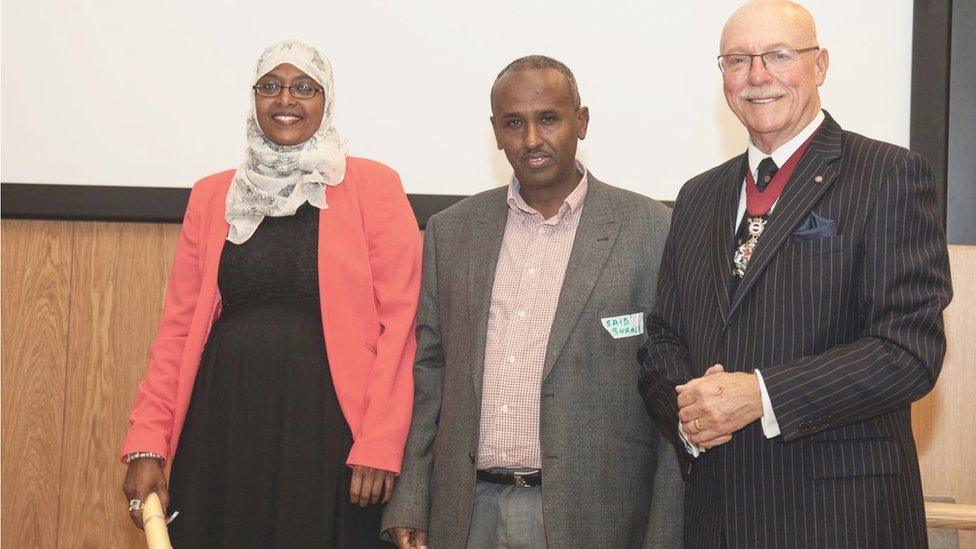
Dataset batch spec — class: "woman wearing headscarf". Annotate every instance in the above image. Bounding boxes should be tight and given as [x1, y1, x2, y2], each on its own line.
[120, 40, 421, 547]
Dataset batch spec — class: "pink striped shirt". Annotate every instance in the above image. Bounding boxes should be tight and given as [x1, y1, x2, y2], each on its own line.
[477, 166, 589, 469]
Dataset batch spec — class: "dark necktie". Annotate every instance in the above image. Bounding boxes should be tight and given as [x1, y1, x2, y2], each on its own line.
[756, 157, 779, 192]
[728, 157, 780, 295]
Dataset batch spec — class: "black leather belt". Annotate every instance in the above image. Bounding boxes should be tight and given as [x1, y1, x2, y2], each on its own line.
[476, 469, 542, 487]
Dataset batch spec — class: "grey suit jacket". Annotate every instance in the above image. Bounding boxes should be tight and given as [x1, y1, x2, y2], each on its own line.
[382, 175, 683, 548]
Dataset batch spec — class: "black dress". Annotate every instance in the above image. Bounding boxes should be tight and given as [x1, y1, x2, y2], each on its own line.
[167, 203, 388, 548]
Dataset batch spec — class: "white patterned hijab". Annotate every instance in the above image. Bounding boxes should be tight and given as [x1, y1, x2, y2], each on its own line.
[225, 40, 348, 244]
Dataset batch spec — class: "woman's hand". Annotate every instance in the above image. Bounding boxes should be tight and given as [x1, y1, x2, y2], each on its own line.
[349, 465, 395, 507]
[122, 458, 169, 529]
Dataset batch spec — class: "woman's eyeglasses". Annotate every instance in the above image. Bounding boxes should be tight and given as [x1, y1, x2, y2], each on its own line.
[253, 81, 323, 100]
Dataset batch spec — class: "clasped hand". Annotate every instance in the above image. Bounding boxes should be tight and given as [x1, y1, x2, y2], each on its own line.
[676, 364, 763, 449]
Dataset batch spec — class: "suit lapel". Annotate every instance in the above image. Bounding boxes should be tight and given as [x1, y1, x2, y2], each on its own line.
[468, 189, 509, 397]
[541, 177, 620, 382]
[728, 114, 844, 315]
[710, 156, 747, 324]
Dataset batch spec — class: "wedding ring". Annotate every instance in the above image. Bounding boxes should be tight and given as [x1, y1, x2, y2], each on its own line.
[128, 499, 143, 512]
[694, 418, 702, 433]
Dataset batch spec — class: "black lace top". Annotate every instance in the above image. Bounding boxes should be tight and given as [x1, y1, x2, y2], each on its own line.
[217, 202, 320, 310]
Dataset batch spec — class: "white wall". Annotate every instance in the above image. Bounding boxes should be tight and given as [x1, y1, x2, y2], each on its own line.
[0, 0, 913, 199]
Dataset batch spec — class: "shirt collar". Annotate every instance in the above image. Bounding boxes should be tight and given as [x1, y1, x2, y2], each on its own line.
[747, 110, 825, 177]
[506, 160, 589, 220]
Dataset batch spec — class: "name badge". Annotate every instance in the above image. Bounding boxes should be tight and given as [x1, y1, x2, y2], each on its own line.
[601, 312, 644, 339]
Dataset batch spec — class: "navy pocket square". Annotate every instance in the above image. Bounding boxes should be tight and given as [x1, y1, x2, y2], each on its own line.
[792, 212, 837, 241]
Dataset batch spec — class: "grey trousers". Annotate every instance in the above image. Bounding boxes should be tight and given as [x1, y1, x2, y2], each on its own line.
[466, 480, 546, 549]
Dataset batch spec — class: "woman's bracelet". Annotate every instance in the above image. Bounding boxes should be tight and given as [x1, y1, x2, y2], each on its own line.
[124, 451, 165, 465]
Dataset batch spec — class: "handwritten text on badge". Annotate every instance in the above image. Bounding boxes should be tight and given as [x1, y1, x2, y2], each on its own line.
[601, 312, 644, 339]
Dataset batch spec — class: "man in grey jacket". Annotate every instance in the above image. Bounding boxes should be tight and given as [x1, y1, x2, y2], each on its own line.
[382, 55, 682, 548]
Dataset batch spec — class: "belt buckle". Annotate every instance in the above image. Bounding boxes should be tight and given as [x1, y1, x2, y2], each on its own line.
[513, 473, 527, 488]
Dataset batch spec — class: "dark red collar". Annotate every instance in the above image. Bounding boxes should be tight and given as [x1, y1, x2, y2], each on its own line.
[744, 130, 819, 217]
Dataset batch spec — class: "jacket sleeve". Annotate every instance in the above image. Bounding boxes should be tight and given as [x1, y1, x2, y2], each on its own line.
[120, 186, 205, 462]
[345, 170, 423, 473]
[761, 151, 953, 440]
[381, 216, 443, 534]
[638, 189, 695, 446]
[643, 434, 685, 549]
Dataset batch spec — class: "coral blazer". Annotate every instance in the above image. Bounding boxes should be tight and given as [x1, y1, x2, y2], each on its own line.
[121, 157, 421, 474]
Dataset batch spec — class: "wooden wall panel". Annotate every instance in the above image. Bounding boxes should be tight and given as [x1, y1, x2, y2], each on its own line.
[1, 222, 973, 546]
[1, 220, 73, 548]
[56, 222, 181, 548]
[913, 244, 976, 549]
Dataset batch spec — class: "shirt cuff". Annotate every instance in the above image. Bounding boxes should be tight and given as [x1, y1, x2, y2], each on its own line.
[754, 369, 781, 438]
[677, 420, 703, 457]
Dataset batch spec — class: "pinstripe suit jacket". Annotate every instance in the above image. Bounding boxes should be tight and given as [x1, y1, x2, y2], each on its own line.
[638, 114, 953, 549]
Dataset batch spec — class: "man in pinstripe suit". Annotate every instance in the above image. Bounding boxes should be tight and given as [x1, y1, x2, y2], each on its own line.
[638, 1, 953, 547]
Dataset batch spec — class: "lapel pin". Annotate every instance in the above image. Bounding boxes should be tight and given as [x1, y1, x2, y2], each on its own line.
[814, 175, 824, 183]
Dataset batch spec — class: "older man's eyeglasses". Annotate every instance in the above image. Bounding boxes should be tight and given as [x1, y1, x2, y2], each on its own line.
[253, 81, 323, 100]
[717, 47, 820, 74]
